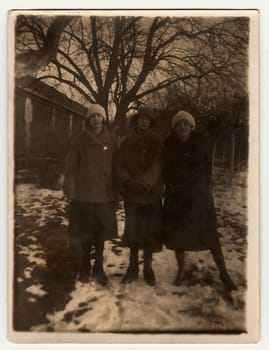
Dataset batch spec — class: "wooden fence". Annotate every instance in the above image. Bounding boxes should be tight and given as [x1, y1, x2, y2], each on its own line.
[14, 80, 87, 188]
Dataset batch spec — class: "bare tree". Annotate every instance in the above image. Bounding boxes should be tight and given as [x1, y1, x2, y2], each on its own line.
[15, 16, 76, 78]
[15, 15, 249, 134]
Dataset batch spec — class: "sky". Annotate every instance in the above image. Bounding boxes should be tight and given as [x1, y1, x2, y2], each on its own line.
[1, 1, 269, 350]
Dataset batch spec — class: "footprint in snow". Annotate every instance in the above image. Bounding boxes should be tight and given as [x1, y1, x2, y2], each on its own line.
[88, 297, 98, 303]
[63, 310, 75, 322]
[116, 294, 125, 299]
[63, 307, 92, 322]
[78, 327, 90, 332]
[78, 302, 88, 307]
[75, 307, 92, 317]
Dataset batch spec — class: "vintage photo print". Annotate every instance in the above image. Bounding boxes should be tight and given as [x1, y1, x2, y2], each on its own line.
[8, 9, 259, 343]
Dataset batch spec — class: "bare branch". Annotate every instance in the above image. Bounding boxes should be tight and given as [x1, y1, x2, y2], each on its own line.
[37, 74, 95, 103]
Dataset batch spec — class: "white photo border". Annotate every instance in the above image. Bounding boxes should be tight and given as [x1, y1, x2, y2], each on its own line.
[1, 1, 268, 350]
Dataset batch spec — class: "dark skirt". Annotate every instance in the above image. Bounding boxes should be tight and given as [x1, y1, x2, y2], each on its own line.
[163, 182, 221, 251]
[68, 201, 117, 243]
[122, 201, 163, 252]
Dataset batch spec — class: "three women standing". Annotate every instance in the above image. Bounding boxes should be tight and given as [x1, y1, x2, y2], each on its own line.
[64, 104, 236, 292]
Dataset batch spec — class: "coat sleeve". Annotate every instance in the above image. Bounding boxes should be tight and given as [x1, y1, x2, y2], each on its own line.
[190, 134, 211, 185]
[63, 137, 80, 199]
[116, 137, 133, 188]
[162, 137, 174, 185]
[110, 134, 123, 194]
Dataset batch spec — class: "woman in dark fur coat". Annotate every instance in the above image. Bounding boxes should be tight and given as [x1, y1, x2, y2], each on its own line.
[162, 110, 236, 292]
[119, 108, 163, 286]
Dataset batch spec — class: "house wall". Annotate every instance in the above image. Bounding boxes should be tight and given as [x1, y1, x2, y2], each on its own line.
[14, 85, 86, 187]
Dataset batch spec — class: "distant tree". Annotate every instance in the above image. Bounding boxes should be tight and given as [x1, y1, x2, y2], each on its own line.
[15, 14, 249, 134]
[165, 75, 249, 178]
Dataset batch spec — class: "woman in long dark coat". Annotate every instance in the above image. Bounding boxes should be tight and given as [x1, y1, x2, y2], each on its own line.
[119, 108, 163, 286]
[64, 104, 118, 286]
[162, 110, 236, 292]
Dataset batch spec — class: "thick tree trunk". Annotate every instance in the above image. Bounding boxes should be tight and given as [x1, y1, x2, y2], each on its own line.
[112, 103, 129, 136]
[94, 96, 111, 126]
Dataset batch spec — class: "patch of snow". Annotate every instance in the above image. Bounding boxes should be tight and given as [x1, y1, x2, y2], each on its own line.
[18, 245, 46, 267]
[28, 297, 37, 303]
[28, 236, 38, 241]
[16, 170, 248, 333]
[23, 267, 33, 279]
[26, 284, 47, 297]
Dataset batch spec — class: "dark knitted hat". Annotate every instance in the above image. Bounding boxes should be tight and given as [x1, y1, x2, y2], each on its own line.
[131, 107, 155, 128]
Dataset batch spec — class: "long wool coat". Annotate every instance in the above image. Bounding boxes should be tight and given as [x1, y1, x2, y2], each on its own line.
[118, 130, 163, 250]
[63, 128, 119, 241]
[162, 131, 221, 251]
[64, 128, 119, 203]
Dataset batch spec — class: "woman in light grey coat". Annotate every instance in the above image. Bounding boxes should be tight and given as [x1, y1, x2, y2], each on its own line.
[64, 104, 118, 286]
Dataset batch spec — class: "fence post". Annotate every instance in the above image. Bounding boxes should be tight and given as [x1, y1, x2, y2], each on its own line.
[69, 114, 73, 136]
[82, 119, 85, 132]
[51, 106, 56, 132]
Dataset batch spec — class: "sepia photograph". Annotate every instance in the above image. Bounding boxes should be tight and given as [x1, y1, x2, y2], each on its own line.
[8, 9, 259, 343]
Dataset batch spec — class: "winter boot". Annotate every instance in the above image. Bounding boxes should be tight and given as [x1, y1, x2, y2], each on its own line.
[219, 272, 237, 292]
[93, 241, 108, 286]
[78, 255, 91, 283]
[78, 241, 92, 283]
[174, 250, 185, 286]
[211, 247, 237, 292]
[66, 238, 82, 280]
[92, 264, 108, 286]
[78, 263, 91, 283]
[143, 249, 155, 286]
[121, 246, 139, 284]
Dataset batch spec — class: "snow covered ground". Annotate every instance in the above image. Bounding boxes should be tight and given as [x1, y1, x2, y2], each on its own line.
[13, 169, 247, 333]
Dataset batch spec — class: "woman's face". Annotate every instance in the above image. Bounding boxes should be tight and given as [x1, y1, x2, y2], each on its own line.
[137, 115, 151, 131]
[88, 113, 104, 130]
[174, 119, 192, 142]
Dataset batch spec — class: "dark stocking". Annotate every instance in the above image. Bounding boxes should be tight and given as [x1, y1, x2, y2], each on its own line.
[78, 240, 92, 283]
[174, 250, 185, 286]
[121, 245, 139, 284]
[143, 248, 155, 286]
[211, 247, 236, 291]
[93, 240, 108, 286]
